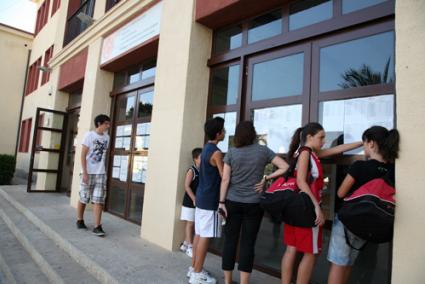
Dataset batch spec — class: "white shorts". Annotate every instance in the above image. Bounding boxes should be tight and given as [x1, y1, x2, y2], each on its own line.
[195, 207, 222, 238]
[180, 206, 195, 222]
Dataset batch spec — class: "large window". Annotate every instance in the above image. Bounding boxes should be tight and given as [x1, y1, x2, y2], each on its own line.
[207, 1, 394, 280]
[19, 118, 32, 153]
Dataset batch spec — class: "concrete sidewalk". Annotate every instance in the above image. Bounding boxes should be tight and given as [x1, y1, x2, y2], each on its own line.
[0, 185, 280, 284]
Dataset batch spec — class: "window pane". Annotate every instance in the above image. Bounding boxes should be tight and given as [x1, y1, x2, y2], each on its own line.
[211, 65, 240, 105]
[343, 0, 387, 14]
[289, 0, 333, 31]
[253, 104, 302, 153]
[141, 60, 156, 80]
[117, 95, 135, 121]
[108, 186, 126, 215]
[320, 31, 394, 92]
[112, 155, 130, 181]
[113, 71, 126, 89]
[128, 65, 141, 84]
[213, 25, 242, 54]
[129, 190, 143, 223]
[136, 123, 151, 150]
[212, 112, 237, 153]
[319, 94, 394, 154]
[248, 10, 282, 44]
[138, 91, 154, 118]
[132, 156, 148, 184]
[252, 53, 304, 101]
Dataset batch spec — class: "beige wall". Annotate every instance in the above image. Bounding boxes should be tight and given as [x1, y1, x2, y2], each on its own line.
[0, 26, 32, 155]
[393, 0, 425, 282]
[141, 0, 212, 250]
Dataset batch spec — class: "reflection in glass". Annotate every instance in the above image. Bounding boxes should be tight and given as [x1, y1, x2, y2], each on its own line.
[289, 0, 333, 30]
[211, 65, 240, 105]
[32, 173, 58, 191]
[128, 65, 141, 84]
[129, 190, 143, 223]
[141, 60, 156, 80]
[252, 53, 304, 101]
[213, 25, 242, 54]
[108, 186, 126, 215]
[320, 31, 394, 92]
[117, 95, 135, 121]
[248, 10, 282, 44]
[213, 112, 237, 153]
[253, 104, 302, 153]
[343, 0, 387, 14]
[319, 94, 394, 154]
[138, 91, 154, 117]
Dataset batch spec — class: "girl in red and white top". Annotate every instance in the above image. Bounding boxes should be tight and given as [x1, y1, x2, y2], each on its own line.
[281, 122, 362, 284]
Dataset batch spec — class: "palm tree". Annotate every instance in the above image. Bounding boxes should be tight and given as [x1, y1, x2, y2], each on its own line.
[338, 57, 393, 89]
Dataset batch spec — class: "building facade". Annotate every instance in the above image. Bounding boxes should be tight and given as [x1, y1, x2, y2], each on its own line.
[14, 0, 425, 282]
[0, 24, 33, 156]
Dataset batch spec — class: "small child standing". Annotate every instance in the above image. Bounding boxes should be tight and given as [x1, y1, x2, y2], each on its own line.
[180, 148, 203, 257]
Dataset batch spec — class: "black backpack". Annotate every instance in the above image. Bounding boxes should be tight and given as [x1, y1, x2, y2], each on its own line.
[338, 173, 395, 243]
[260, 147, 316, 228]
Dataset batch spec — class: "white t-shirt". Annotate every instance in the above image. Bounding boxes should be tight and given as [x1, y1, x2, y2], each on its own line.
[82, 131, 110, 174]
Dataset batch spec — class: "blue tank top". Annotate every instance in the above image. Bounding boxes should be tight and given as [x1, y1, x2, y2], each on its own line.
[196, 143, 221, 210]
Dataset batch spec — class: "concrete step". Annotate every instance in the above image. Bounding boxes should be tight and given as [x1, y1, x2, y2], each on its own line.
[0, 195, 100, 284]
[0, 217, 49, 284]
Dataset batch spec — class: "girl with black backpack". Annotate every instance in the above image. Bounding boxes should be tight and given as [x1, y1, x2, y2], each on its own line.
[327, 126, 400, 284]
[281, 123, 362, 284]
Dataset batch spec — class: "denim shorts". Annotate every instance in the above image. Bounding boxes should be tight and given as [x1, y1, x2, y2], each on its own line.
[327, 215, 366, 266]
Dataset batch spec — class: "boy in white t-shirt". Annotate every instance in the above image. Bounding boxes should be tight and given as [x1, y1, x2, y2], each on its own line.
[76, 114, 110, 237]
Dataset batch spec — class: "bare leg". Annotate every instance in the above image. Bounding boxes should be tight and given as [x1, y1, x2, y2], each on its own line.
[93, 203, 103, 227]
[194, 237, 209, 272]
[328, 263, 352, 284]
[224, 270, 232, 284]
[192, 234, 200, 268]
[77, 201, 86, 220]
[186, 221, 194, 244]
[282, 246, 297, 284]
[296, 253, 316, 284]
[240, 271, 250, 284]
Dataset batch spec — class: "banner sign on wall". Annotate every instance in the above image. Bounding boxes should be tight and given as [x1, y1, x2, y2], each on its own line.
[101, 2, 163, 65]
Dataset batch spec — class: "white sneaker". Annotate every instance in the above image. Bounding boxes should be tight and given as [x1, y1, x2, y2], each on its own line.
[186, 267, 210, 279]
[189, 272, 216, 284]
[180, 242, 188, 253]
[185, 246, 193, 258]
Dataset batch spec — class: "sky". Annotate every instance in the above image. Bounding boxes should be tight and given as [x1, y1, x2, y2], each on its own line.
[0, 0, 36, 33]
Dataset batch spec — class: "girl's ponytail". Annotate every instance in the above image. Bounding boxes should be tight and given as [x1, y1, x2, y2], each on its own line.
[382, 129, 400, 163]
[287, 127, 303, 163]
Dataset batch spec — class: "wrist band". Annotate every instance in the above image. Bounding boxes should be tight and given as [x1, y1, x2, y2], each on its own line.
[219, 201, 225, 204]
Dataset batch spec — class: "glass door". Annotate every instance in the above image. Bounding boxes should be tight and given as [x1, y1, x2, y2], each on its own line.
[27, 108, 67, 192]
[108, 86, 154, 224]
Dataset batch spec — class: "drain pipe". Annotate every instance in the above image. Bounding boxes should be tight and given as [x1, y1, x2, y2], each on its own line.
[14, 47, 32, 163]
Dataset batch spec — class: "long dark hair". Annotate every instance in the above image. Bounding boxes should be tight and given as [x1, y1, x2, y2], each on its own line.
[233, 121, 256, 148]
[362, 126, 399, 163]
[287, 122, 324, 163]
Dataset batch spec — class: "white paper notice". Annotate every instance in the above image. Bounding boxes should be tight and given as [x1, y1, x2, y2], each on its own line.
[112, 167, 120, 179]
[123, 124, 132, 136]
[115, 137, 123, 149]
[113, 155, 121, 166]
[123, 137, 131, 150]
[119, 156, 128, 182]
[116, 126, 124, 137]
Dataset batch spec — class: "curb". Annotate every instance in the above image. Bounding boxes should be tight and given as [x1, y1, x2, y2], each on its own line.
[0, 207, 65, 284]
[0, 188, 119, 284]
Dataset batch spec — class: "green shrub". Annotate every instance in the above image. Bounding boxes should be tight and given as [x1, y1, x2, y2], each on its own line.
[0, 154, 16, 185]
